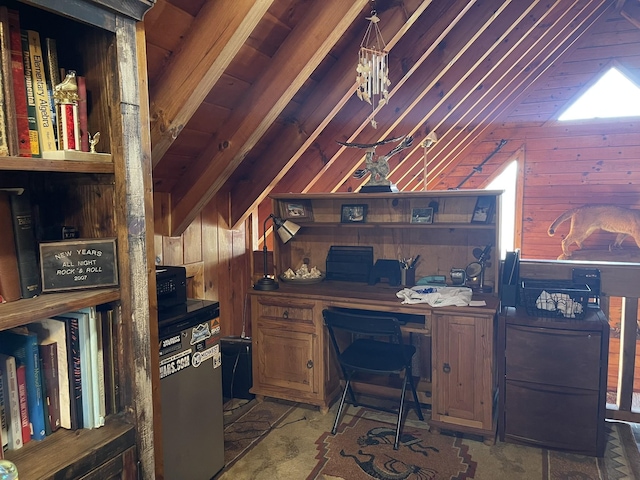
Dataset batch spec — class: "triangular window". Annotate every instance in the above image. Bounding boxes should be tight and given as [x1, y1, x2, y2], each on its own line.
[558, 67, 640, 121]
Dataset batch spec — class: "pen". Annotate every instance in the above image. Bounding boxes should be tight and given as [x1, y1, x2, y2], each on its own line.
[410, 255, 420, 268]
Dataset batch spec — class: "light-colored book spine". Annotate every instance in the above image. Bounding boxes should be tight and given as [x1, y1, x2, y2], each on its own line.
[26, 29, 56, 152]
[88, 306, 104, 427]
[0, 354, 21, 450]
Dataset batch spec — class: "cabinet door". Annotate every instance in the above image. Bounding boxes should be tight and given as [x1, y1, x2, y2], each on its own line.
[432, 313, 494, 431]
[255, 324, 318, 395]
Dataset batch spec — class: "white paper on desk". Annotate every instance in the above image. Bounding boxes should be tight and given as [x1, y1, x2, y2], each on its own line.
[396, 286, 473, 306]
[469, 300, 487, 307]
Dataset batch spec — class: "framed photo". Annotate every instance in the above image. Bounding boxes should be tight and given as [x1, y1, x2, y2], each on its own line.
[471, 196, 494, 224]
[341, 204, 368, 223]
[410, 207, 433, 224]
[282, 200, 313, 221]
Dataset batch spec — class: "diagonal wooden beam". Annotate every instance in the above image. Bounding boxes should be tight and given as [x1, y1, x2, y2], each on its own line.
[168, 0, 369, 236]
[148, 0, 273, 168]
[398, 0, 610, 191]
[270, 0, 480, 199]
[227, 0, 435, 227]
[301, 0, 513, 195]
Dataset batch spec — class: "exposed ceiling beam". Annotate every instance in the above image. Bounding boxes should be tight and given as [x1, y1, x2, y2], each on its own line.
[148, 0, 273, 168]
[267, 0, 481, 204]
[279, 0, 513, 196]
[399, 0, 611, 191]
[168, 0, 370, 236]
[228, 0, 436, 228]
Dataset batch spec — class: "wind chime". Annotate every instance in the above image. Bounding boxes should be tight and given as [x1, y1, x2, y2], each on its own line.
[355, 1, 390, 129]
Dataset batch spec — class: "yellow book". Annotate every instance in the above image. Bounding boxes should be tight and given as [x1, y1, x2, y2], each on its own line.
[26, 30, 55, 152]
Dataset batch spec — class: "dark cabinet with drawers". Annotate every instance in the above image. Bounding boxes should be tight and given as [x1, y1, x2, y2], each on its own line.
[498, 307, 609, 456]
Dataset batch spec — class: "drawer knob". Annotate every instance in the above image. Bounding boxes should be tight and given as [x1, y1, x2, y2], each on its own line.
[443, 363, 451, 374]
[307, 360, 314, 369]
[283, 310, 289, 319]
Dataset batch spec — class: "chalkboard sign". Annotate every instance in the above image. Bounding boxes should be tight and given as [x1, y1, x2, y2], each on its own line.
[39, 238, 118, 292]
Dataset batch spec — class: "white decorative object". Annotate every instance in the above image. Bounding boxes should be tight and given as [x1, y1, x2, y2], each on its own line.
[356, 4, 390, 129]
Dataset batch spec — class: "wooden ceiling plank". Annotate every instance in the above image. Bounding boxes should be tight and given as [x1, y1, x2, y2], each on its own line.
[269, 0, 482, 198]
[339, 0, 550, 193]
[228, 0, 437, 227]
[149, 0, 274, 168]
[419, 0, 611, 190]
[304, 0, 519, 195]
[395, 0, 609, 191]
[384, 0, 577, 191]
[169, 0, 370, 236]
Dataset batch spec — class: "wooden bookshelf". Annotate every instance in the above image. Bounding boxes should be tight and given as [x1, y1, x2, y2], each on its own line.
[0, 0, 156, 478]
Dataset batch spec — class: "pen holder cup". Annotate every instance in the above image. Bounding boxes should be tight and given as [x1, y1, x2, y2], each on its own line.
[401, 269, 415, 287]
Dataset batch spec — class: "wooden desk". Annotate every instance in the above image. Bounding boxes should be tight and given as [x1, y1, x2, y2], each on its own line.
[249, 281, 499, 441]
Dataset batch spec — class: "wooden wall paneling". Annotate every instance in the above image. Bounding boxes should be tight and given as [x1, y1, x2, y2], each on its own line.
[161, 236, 184, 266]
[201, 195, 220, 301]
[182, 213, 203, 264]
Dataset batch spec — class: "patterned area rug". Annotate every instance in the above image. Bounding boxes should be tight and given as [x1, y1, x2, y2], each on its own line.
[216, 398, 640, 480]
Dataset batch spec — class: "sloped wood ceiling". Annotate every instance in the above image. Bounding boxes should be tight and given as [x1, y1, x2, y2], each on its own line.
[145, 0, 621, 236]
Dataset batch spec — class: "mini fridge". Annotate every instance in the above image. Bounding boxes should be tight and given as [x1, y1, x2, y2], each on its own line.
[158, 299, 224, 479]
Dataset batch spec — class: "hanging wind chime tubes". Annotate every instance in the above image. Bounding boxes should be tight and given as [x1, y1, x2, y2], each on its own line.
[356, 7, 390, 129]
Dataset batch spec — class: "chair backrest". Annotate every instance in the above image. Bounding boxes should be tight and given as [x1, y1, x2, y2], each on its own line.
[322, 308, 404, 346]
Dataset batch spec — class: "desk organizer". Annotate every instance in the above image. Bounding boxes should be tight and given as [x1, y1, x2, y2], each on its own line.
[521, 279, 590, 319]
[326, 245, 373, 282]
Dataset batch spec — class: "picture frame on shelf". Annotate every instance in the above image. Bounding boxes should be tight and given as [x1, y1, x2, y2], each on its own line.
[471, 196, 494, 223]
[341, 204, 367, 223]
[410, 207, 433, 224]
[281, 200, 313, 221]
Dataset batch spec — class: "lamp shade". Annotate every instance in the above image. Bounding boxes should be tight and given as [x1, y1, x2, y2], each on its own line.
[276, 220, 300, 244]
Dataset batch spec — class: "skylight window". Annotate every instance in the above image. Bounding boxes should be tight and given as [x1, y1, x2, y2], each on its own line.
[558, 67, 640, 121]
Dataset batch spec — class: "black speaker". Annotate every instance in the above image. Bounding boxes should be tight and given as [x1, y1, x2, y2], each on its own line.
[221, 336, 254, 400]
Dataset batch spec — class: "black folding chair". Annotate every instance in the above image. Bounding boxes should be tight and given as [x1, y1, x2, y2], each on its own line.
[322, 308, 424, 450]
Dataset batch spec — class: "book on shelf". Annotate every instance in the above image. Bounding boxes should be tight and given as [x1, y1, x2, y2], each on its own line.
[26, 29, 56, 153]
[100, 306, 118, 415]
[65, 307, 102, 428]
[0, 366, 9, 450]
[0, 15, 9, 157]
[0, 7, 18, 157]
[20, 29, 39, 157]
[6, 8, 30, 157]
[8, 189, 41, 299]
[0, 328, 46, 440]
[52, 314, 82, 429]
[87, 306, 105, 427]
[38, 341, 60, 433]
[30, 318, 71, 430]
[38, 354, 51, 437]
[15, 364, 29, 445]
[77, 75, 89, 152]
[43, 36, 59, 149]
[0, 191, 21, 303]
[0, 354, 22, 450]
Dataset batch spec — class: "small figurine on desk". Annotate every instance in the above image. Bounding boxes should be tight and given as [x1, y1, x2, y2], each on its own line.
[88, 131, 100, 153]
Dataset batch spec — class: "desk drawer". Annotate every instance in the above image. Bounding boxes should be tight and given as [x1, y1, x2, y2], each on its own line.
[505, 324, 601, 389]
[256, 298, 315, 323]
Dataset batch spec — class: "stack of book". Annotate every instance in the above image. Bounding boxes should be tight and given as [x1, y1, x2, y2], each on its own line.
[0, 305, 117, 453]
[0, 6, 90, 159]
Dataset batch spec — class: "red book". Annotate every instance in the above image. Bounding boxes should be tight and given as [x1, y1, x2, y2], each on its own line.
[7, 9, 30, 157]
[16, 364, 30, 445]
[77, 75, 88, 152]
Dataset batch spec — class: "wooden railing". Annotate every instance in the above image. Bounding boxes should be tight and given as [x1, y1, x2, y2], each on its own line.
[519, 260, 640, 423]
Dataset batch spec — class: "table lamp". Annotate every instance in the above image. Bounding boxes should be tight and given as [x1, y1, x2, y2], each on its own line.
[253, 214, 300, 291]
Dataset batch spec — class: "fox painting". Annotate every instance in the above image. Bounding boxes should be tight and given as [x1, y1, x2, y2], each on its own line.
[548, 205, 640, 257]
